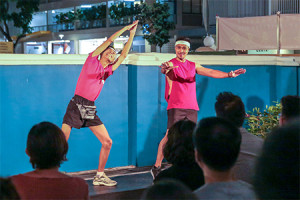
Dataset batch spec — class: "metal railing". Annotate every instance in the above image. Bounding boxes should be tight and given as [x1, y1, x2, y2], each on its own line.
[30, 19, 106, 33]
[76, 19, 106, 30]
[39, 0, 62, 3]
[109, 16, 133, 27]
[207, 0, 299, 25]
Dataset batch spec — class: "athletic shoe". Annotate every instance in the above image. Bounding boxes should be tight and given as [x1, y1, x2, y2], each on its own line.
[93, 173, 117, 186]
[150, 165, 161, 180]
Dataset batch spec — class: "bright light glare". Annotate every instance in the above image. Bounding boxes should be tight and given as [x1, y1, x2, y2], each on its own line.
[81, 5, 92, 8]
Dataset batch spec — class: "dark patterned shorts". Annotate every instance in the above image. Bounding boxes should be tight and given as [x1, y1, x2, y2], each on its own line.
[167, 108, 198, 129]
[62, 95, 103, 129]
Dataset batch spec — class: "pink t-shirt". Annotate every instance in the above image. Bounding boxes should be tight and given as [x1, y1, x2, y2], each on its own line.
[75, 52, 113, 101]
[165, 58, 199, 110]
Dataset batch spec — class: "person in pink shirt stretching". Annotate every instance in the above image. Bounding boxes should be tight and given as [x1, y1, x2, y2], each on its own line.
[62, 20, 138, 186]
[150, 37, 246, 179]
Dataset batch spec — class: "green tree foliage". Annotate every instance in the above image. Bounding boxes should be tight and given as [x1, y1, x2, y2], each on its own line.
[137, 2, 175, 52]
[0, 0, 40, 51]
[109, 3, 140, 25]
[109, 3, 127, 23]
[81, 5, 106, 28]
[80, 5, 106, 22]
[55, 11, 76, 30]
[55, 5, 106, 29]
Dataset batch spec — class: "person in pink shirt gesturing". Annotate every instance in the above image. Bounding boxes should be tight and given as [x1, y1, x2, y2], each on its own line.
[62, 20, 139, 186]
[150, 37, 246, 179]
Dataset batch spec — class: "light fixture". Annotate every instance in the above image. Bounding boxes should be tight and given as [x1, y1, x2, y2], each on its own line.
[81, 5, 92, 8]
[26, 42, 38, 45]
[52, 10, 55, 14]
[203, 35, 215, 47]
[59, 34, 64, 40]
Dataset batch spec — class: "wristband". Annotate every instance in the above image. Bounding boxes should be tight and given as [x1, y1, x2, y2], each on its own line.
[228, 71, 235, 78]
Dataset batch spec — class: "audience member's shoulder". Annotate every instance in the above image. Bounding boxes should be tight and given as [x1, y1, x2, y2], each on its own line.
[10, 174, 26, 183]
[236, 180, 254, 188]
[71, 176, 88, 185]
[239, 128, 263, 142]
[194, 180, 256, 200]
[11, 174, 87, 186]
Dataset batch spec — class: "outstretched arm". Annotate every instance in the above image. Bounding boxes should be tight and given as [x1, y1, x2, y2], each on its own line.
[195, 63, 246, 78]
[159, 61, 178, 76]
[92, 21, 138, 57]
[111, 20, 139, 71]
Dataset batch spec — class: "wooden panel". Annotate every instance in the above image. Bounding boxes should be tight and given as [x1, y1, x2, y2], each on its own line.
[0, 42, 13, 54]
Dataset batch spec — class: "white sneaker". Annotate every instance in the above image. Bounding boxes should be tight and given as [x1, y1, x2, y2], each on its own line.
[93, 173, 117, 186]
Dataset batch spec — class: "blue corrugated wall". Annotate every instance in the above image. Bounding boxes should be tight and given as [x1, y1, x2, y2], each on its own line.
[0, 64, 299, 176]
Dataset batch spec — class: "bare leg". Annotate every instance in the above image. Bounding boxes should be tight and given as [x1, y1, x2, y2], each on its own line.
[89, 124, 112, 172]
[154, 129, 169, 167]
[62, 123, 72, 141]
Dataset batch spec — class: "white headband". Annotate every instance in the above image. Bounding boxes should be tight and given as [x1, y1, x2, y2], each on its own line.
[108, 46, 116, 53]
[175, 40, 190, 48]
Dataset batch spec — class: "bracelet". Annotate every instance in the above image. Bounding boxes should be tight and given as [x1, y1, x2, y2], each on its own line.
[228, 71, 234, 78]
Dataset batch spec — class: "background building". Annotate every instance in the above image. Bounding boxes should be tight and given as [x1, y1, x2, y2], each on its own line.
[1, 0, 299, 54]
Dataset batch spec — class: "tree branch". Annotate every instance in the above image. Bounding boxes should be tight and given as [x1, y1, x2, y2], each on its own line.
[14, 34, 26, 50]
[3, 20, 11, 37]
[0, 24, 12, 41]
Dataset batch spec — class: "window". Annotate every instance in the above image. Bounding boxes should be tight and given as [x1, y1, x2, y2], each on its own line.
[183, 0, 201, 14]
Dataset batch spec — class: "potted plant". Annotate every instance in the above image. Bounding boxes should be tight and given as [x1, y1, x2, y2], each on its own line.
[246, 101, 282, 138]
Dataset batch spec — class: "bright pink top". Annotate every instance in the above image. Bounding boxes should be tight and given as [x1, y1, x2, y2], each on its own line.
[75, 52, 113, 101]
[11, 174, 89, 200]
[165, 58, 199, 110]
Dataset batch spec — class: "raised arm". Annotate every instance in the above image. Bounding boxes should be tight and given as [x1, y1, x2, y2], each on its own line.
[92, 21, 138, 57]
[111, 20, 139, 71]
[195, 63, 246, 78]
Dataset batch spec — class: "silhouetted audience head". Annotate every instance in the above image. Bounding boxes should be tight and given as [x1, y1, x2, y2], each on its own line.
[163, 119, 196, 165]
[26, 122, 68, 169]
[215, 92, 245, 127]
[193, 117, 241, 171]
[141, 179, 197, 200]
[253, 120, 300, 199]
[0, 177, 20, 199]
[280, 95, 300, 126]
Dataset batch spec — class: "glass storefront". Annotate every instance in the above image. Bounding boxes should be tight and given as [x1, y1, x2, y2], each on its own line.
[48, 40, 75, 54]
[79, 38, 107, 54]
[25, 42, 48, 54]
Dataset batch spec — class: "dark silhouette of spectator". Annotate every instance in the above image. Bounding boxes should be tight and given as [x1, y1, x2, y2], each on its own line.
[253, 120, 300, 199]
[141, 179, 197, 200]
[11, 122, 89, 200]
[279, 95, 300, 126]
[193, 117, 256, 200]
[154, 120, 205, 190]
[215, 92, 263, 183]
[0, 177, 20, 199]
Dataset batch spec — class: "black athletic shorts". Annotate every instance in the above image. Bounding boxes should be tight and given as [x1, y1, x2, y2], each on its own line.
[167, 108, 198, 129]
[62, 95, 103, 129]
